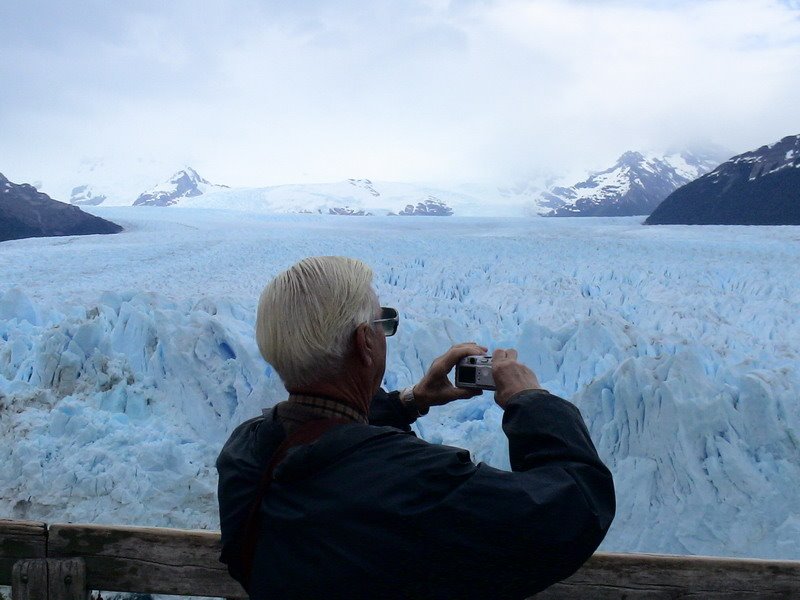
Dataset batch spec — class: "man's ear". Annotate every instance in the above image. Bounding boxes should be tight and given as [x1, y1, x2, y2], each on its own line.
[353, 323, 375, 367]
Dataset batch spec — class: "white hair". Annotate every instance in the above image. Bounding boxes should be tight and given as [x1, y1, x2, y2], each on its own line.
[256, 256, 378, 389]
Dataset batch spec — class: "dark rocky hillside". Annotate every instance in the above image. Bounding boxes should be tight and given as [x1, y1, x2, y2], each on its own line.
[646, 135, 800, 225]
[1, 173, 122, 242]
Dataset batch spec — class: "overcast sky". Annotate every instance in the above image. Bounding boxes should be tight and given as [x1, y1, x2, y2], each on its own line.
[1, 0, 799, 195]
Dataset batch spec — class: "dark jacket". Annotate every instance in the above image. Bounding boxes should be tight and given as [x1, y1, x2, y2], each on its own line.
[217, 389, 615, 599]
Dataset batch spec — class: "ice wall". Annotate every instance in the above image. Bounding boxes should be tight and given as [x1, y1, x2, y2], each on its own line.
[0, 290, 279, 527]
[1, 211, 798, 559]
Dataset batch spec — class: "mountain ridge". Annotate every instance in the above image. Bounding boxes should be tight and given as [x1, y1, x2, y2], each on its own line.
[174, 179, 473, 216]
[1, 173, 122, 242]
[133, 167, 229, 207]
[646, 134, 800, 225]
[542, 150, 723, 217]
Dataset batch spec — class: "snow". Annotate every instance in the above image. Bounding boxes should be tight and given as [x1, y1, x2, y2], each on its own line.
[542, 150, 721, 214]
[134, 168, 227, 206]
[573, 168, 631, 200]
[38, 157, 187, 206]
[661, 152, 709, 180]
[179, 179, 532, 217]
[1, 208, 799, 561]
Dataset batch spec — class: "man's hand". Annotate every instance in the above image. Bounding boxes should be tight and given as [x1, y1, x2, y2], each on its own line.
[412, 342, 488, 411]
[491, 348, 543, 409]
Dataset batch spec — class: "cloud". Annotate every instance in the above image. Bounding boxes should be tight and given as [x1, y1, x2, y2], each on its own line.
[1, 0, 799, 194]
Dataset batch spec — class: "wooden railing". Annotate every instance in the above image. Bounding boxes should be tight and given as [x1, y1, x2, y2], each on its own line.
[2, 518, 799, 598]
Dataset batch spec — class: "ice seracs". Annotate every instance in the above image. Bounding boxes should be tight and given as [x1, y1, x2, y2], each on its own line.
[133, 167, 229, 207]
[1, 209, 799, 560]
[542, 150, 723, 217]
[646, 134, 800, 225]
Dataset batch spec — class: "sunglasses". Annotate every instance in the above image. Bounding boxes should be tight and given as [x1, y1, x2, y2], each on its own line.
[374, 306, 399, 336]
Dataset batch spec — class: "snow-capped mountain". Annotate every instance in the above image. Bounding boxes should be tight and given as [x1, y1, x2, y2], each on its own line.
[646, 134, 800, 225]
[0, 173, 122, 242]
[56, 165, 558, 216]
[347, 178, 380, 197]
[39, 156, 188, 207]
[325, 206, 373, 216]
[494, 173, 571, 215]
[133, 168, 228, 207]
[69, 184, 107, 207]
[175, 179, 475, 216]
[394, 196, 453, 216]
[542, 151, 723, 217]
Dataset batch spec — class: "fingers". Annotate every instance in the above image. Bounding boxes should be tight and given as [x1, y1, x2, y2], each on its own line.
[491, 348, 542, 408]
[446, 343, 489, 364]
[492, 348, 518, 362]
[430, 342, 488, 377]
[416, 344, 538, 410]
[453, 388, 484, 401]
[435, 385, 484, 404]
[413, 342, 488, 408]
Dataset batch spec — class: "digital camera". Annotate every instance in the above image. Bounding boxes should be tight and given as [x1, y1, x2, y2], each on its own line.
[455, 355, 495, 390]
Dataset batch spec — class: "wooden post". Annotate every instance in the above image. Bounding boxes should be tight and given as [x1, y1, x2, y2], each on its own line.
[48, 523, 247, 598]
[10, 558, 87, 600]
[47, 558, 88, 600]
[11, 559, 47, 600]
[0, 520, 48, 585]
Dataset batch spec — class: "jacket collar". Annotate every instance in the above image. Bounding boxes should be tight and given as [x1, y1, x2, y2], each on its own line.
[272, 394, 368, 437]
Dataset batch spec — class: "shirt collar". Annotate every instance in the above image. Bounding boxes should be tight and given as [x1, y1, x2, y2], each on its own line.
[272, 394, 369, 432]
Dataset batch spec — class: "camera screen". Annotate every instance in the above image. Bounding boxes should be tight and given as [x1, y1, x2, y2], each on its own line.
[458, 366, 476, 384]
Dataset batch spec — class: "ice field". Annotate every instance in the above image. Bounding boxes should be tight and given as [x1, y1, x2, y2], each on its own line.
[1, 208, 799, 559]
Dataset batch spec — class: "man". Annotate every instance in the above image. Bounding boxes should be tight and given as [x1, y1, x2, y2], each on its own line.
[217, 256, 615, 599]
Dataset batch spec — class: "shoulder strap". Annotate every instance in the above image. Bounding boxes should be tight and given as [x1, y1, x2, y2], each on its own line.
[239, 417, 347, 590]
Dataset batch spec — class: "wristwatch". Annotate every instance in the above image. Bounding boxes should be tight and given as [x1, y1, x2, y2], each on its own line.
[400, 386, 429, 418]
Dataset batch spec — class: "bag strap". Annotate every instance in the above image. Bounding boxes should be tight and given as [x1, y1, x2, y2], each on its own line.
[239, 417, 348, 589]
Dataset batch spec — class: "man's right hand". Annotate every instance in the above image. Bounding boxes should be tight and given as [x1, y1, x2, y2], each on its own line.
[412, 342, 488, 412]
[491, 348, 544, 408]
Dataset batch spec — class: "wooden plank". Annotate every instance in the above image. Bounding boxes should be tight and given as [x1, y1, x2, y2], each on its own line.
[537, 552, 800, 599]
[48, 558, 88, 600]
[11, 559, 48, 600]
[9, 520, 796, 599]
[0, 520, 48, 585]
[47, 524, 246, 599]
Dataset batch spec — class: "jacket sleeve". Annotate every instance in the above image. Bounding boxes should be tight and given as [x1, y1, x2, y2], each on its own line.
[413, 389, 615, 597]
[368, 388, 418, 432]
[502, 389, 615, 591]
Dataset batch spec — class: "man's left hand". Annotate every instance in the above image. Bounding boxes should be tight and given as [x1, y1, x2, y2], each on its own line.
[412, 342, 488, 412]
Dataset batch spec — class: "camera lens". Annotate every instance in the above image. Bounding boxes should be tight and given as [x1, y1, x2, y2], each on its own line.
[469, 357, 476, 364]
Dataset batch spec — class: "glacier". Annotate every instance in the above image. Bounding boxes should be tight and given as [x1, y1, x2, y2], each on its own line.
[1, 208, 799, 561]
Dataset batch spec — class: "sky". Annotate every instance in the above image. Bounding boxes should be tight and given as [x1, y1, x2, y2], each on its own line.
[1, 0, 799, 198]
